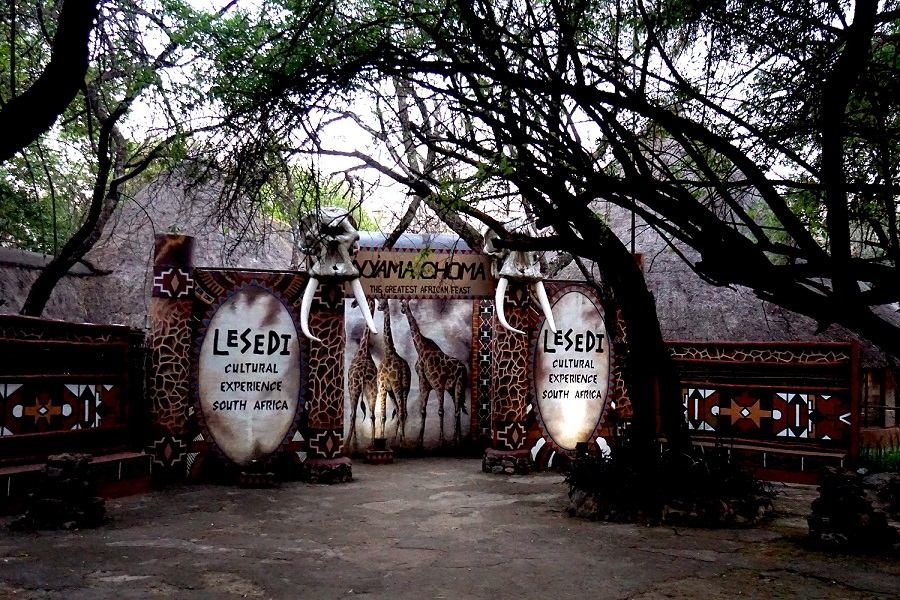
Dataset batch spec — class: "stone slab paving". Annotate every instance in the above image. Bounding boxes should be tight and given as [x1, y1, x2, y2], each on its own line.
[1, 458, 899, 599]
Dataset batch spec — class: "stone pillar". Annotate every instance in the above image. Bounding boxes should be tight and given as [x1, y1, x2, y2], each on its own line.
[301, 282, 352, 483]
[483, 281, 533, 475]
[147, 233, 194, 480]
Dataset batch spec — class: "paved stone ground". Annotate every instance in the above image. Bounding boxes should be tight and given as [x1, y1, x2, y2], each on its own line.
[2, 458, 899, 599]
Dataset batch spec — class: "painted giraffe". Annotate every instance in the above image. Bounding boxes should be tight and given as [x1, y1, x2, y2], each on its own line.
[376, 299, 412, 446]
[398, 299, 468, 447]
[346, 300, 378, 451]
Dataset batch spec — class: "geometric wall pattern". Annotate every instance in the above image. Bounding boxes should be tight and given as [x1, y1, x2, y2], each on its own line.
[674, 342, 858, 481]
[474, 300, 495, 442]
[0, 382, 124, 437]
[152, 266, 194, 299]
[682, 387, 851, 444]
[1, 312, 145, 468]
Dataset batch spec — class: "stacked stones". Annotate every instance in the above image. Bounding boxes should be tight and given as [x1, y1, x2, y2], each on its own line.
[808, 467, 898, 551]
[302, 460, 352, 484]
[10, 454, 105, 530]
[482, 447, 531, 474]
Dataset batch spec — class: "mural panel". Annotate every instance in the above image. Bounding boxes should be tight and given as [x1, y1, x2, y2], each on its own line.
[344, 298, 473, 452]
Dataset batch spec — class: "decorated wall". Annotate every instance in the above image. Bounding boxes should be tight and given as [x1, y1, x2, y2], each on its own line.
[673, 341, 858, 483]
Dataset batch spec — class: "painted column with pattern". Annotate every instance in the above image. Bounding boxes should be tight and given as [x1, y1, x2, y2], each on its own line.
[483, 281, 534, 474]
[148, 233, 195, 479]
[301, 282, 352, 483]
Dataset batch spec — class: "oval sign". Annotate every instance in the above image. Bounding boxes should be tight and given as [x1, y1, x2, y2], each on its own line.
[198, 286, 300, 465]
[533, 289, 610, 450]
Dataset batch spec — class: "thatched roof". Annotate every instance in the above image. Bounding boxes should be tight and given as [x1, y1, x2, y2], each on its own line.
[1, 181, 894, 367]
[0, 175, 295, 328]
[556, 202, 896, 368]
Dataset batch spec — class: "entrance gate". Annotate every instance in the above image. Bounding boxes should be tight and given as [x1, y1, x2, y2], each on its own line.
[147, 231, 619, 483]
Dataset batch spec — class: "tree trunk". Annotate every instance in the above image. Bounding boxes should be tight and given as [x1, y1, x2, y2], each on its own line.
[568, 209, 687, 459]
[20, 114, 120, 317]
[20, 192, 117, 317]
[0, 0, 100, 164]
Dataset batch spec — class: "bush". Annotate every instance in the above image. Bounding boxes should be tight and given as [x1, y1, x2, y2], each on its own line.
[565, 444, 773, 527]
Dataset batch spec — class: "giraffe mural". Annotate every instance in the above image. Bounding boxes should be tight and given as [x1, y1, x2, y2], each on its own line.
[376, 299, 412, 446]
[399, 299, 468, 448]
[346, 301, 379, 451]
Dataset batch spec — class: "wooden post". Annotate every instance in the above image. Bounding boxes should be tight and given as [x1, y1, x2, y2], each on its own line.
[850, 341, 861, 462]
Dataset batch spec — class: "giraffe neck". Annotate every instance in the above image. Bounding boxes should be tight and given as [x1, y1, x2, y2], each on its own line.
[356, 326, 370, 356]
[403, 309, 427, 356]
[383, 308, 397, 356]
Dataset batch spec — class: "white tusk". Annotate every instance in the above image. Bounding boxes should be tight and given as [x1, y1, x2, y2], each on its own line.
[533, 280, 557, 333]
[300, 276, 322, 342]
[495, 277, 526, 335]
[350, 278, 378, 334]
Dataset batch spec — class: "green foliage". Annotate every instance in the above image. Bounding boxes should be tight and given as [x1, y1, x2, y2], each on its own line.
[261, 166, 379, 232]
[0, 0, 206, 257]
[860, 444, 900, 474]
[0, 144, 90, 253]
[0, 180, 51, 251]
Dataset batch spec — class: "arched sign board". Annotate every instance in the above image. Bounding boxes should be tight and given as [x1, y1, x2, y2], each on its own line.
[195, 283, 302, 467]
[531, 286, 612, 456]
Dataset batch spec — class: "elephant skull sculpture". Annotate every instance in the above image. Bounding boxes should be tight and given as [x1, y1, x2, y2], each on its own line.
[299, 206, 378, 342]
[483, 222, 557, 335]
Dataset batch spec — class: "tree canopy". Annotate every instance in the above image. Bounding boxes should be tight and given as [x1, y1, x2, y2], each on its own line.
[192, 0, 900, 356]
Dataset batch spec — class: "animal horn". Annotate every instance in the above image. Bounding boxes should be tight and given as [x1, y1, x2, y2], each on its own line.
[495, 276, 526, 335]
[533, 280, 557, 333]
[299, 276, 322, 342]
[350, 278, 378, 335]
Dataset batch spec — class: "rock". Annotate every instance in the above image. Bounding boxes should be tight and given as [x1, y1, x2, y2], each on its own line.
[808, 467, 898, 551]
[9, 454, 106, 531]
[567, 489, 599, 519]
[862, 472, 899, 492]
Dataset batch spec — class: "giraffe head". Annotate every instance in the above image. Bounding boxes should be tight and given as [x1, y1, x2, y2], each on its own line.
[357, 298, 375, 315]
[298, 206, 378, 341]
[483, 220, 557, 335]
[398, 298, 411, 315]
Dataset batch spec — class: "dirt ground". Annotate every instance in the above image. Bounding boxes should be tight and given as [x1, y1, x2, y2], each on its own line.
[1, 458, 899, 599]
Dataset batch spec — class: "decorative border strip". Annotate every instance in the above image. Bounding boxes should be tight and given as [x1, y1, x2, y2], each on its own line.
[669, 342, 851, 365]
[357, 246, 478, 255]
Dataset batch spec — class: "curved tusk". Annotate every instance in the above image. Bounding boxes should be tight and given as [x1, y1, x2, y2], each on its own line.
[534, 280, 557, 333]
[299, 276, 322, 342]
[495, 277, 526, 335]
[350, 278, 379, 334]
